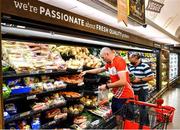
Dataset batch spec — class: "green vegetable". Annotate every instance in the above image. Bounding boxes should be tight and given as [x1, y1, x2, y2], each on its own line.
[3, 84, 11, 99]
[2, 66, 10, 72]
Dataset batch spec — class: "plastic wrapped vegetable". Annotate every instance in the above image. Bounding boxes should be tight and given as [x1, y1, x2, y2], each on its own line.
[3, 84, 11, 99]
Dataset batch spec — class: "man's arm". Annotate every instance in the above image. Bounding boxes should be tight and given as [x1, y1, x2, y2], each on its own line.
[107, 71, 127, 88]
[133, 75, 154, 83]
[80, 67, 106, 76]
[99, 71, 127, 91]
[98, 57, 128, 91]
[141, 75, 154, 82]
[133, 64, 154, 83]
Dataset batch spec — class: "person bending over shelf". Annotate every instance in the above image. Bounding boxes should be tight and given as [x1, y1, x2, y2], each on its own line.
[80, 47, 134, 129]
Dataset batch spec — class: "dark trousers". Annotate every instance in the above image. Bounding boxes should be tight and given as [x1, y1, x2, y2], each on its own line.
[134, 88, 149, 126]
[111, 97, 134, 120]
[134, 88, 148, 102]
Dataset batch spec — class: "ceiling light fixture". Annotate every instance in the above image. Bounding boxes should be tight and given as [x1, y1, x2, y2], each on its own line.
[2, 26, 152, 52]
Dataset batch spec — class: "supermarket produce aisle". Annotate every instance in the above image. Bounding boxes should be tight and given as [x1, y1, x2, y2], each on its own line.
[161, 85, 180, 129]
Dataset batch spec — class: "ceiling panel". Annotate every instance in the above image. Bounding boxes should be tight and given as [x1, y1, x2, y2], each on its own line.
[146, 0, 180, 36]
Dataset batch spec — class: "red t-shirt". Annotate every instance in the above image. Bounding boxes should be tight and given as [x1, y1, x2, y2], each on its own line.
[105, 56, 134, 99]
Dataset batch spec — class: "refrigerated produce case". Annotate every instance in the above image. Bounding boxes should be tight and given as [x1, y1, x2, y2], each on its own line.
[168, 47, 180, 87]
[169, 53, 178, 81]
[1, 28, 160, 129]
[161, 49, 169, 89]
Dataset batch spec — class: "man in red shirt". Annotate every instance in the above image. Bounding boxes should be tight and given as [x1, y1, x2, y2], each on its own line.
[81, 47, 134, 128]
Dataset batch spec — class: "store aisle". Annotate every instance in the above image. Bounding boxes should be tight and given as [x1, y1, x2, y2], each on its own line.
[161, 85, 180, 129]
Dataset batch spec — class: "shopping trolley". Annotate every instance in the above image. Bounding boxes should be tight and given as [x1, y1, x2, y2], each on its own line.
[116, 99, 176, 129]
[89, 98, 175, 129]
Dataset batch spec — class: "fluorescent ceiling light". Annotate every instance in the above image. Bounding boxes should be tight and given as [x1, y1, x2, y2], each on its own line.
[1, 26, 152, 52]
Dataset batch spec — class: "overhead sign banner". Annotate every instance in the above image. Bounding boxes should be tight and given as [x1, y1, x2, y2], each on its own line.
[129, 0, 145, 25]
[117, 0, 128, 26]
[146, 0, 164, 13]
[1, 0, 153, 46]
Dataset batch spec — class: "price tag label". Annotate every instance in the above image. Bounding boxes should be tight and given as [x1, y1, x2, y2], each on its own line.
[94, 91, 99, 94]
[164, 46, 169, 50]
[154, 43, 161, 48]
[27, 95, 36, 100]
[20, 111, 31, 117]
[48, 121, 56, 126]
[77, 69, 82, 72]
[30, 71, 39, 74]
[91, 119, 100, 126]
[46, 70, 53, 73]
[78, 82, 84, 86]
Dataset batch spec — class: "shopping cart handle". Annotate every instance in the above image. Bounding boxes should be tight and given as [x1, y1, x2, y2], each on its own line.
[126, 99, 172, 110]
[126, 99, 157, 107]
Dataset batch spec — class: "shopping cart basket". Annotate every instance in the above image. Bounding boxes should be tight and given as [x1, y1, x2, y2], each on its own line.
[155, 98, 175, 123]
[117, 99, 176, 129]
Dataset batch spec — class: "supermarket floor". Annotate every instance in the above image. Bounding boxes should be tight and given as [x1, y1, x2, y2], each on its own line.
[162, 85, 180, 129]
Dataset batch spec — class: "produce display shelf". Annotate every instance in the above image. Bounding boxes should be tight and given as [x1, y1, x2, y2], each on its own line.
[41, 118, 65, 129]
[88, 114, 116, 129]
[162, 68, 168, 71]
[5, 103, 66, 124]
[148, 88, 158, 100]
[83, 90, 98, 95]
[162, 76, 168, 81]
[3, 70, 80, 79]
[97, 74, 109, 79]
[169, 76, 179, 84]
[4, 87, 66, 103]
[162, 60, 169, 63]
[2, 40, 158, 129]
